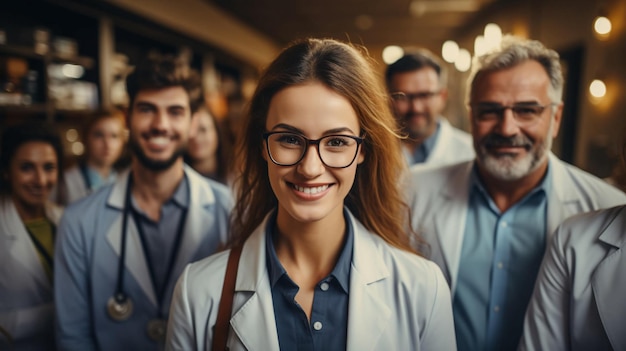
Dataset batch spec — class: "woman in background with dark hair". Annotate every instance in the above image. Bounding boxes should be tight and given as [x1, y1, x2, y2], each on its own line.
[185, 105, 231, 185]
[0, 122, 65, 351]
[167, 38, 455, 351]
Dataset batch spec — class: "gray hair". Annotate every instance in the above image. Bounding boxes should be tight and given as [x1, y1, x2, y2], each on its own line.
[467, 35, 564, 105]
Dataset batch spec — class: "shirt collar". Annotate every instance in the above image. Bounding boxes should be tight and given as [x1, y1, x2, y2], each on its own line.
[470, 161, 552, 212]
[420, 119, 441, 155]
[265, 209, 354, 293]
[130, 173, 190, 218]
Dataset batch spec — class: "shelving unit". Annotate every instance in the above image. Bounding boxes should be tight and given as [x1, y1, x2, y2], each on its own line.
[1, 0, 253, 161]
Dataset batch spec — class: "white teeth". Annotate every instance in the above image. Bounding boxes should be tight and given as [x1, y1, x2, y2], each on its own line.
[295, 184, 329, 194]
[148, 136, 169, 146]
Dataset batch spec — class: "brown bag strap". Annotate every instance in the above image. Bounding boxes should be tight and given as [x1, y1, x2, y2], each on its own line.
[212, 244, 243, 351]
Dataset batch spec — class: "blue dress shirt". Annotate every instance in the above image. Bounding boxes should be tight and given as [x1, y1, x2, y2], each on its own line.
[83, 164, 118, 191]
[453, 165, 551, 351]
[266, 211, 353, 351]
[403, 120, 441, 165]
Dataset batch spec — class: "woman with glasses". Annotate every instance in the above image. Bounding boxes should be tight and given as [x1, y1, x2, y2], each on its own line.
[0, 122, 65, 351]
[166, 38, 456, 351]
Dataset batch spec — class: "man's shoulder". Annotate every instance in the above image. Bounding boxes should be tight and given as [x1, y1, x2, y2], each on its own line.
[186, 168, 234, 208]
[63, 182, 115, 218]
[553, 158, 626, 202]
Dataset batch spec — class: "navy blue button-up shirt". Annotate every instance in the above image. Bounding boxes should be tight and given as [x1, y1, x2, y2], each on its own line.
[265, 212, 353, 351]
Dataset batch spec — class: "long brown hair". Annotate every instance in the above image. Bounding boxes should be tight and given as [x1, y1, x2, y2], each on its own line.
[231, 38, 421, 254]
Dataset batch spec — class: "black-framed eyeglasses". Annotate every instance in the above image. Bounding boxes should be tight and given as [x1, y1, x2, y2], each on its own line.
[390, 91, 441, 104]
[471, 102, 558, 126]
[262, 131, 364, 168]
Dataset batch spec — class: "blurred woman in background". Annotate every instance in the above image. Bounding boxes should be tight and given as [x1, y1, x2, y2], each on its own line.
[0, 122, 65, 351]
[61, 109, 127, 204]
[185, 105, 231, 185]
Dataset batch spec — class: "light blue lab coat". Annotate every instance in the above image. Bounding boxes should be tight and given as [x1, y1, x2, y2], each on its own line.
[54, 166, 233, 351]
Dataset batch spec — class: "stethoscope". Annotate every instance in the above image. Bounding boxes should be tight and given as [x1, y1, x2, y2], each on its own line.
[106, 174, 188, 342]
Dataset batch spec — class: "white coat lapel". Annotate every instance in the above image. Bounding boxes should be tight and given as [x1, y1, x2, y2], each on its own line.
[346, 215, 392, 351]
[230, 219, 280, 351]
[433, 162, 472, 292]
[591, 207, 626, 351]
[172, 168, 215, 278]
[0, 198, 50, 290]
[105, 173, 157, 306]
[547, 155, 581, 236]
[425, 118, 451, 165]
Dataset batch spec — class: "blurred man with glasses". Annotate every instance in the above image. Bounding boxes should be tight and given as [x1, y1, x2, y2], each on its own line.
[405, 35, 626, 351]
[386, 49, 474, 167]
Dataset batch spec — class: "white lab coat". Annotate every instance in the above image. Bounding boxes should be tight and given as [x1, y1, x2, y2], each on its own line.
[0, 196, 63, 351]
[406, 153, 626, 294]
[166, 209, 457, 351]
[405, 117, 475, 170]
[519, 205, 626, 351]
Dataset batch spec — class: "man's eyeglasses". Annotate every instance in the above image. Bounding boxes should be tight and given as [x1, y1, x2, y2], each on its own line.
[262, 132, 364, 168]
[390, 91, 441, 105]
[471, 102, 558, 126]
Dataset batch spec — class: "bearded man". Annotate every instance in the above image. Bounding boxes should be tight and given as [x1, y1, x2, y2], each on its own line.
[55, 55, 233, 350]
[406, 35, 626, 351]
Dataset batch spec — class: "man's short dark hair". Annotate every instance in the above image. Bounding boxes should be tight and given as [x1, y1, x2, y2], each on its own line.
[126, 54, 203, 114]
[385, 49, 447, 88]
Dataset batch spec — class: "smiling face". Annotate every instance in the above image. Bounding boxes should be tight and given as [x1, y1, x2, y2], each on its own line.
[8, 141, 58, 214]
[265, 82, 364, 226]
[128, 86, 193, 172]
[470, 60, 563, 181]
[388, 67, 447, 140]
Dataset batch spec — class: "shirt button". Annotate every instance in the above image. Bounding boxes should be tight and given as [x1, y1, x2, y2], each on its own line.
[313, 321, 323, 330]
[494, 306, 500, 312]
[320, 282, 329, 291]
[497, 262, 503, 269]
[500, 221, 508, 228]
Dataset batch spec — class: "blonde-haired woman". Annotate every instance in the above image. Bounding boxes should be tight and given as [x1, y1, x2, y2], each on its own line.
[166, 38, 455, 351]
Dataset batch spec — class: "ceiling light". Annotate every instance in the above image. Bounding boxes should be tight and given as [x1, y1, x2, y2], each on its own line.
[455, 48, 471, 72]
[593, 16, 612, 36]
[442, 40, 459, 63]
[589, 79, 607, 98]
[382, 46, 404, 64]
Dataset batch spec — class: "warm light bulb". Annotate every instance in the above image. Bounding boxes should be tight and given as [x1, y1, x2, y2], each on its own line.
[382, 45, 404, 64]
[72, 141, 85, 156]
[442, 40, 459, 63]
[594, 16, 612, 35]
[589, 79, 607, 98]
[483, 23, 502, 51]
[474, 35, 486, 57]
[66, 128, 79, 142]
[455, 49, 471, 72]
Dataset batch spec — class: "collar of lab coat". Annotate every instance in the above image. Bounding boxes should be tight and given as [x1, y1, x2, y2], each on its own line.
[105, 165, 219, 306]
[230, 208, 392, 351]
[0, 196, 62, 291]
[435, 153, 588, 292]
[593, 206, 626, 350]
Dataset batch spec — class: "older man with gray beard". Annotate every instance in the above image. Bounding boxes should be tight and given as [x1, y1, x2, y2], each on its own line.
[405, 35, 626, 351]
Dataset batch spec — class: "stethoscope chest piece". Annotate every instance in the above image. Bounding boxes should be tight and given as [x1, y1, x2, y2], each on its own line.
[146, 318, 167, 342]
[107, 295, 133, 321]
